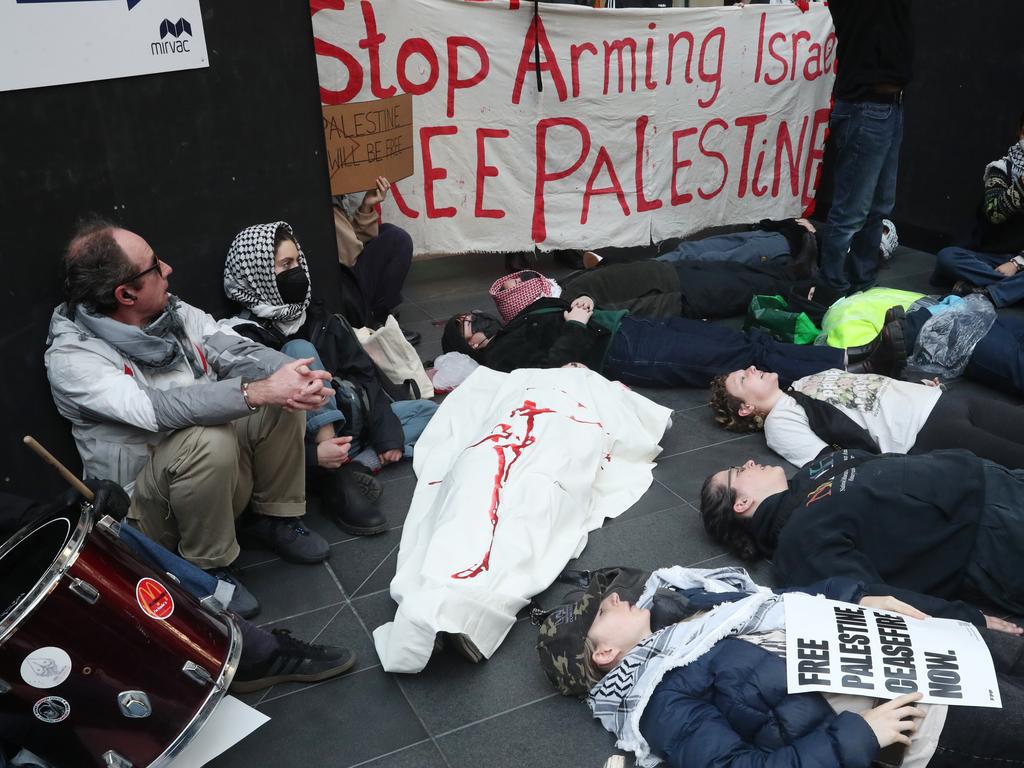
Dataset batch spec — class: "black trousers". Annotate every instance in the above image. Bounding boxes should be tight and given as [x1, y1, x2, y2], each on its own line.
[911, 394, 1024, 470]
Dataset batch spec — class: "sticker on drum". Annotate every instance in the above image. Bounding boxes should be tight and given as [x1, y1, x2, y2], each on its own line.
[136, 577, 175, 620]
[33, 696, 71, 723]
[20, 646, 72, 689]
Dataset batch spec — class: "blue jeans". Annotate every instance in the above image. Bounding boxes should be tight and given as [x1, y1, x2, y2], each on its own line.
[965, 316, 1024, 397]
[350, 399, 439, 469]
[934, 247, 1024, 307]
[820, 99, 904, 294]
[281, 339, 348, 435]
[657, 230, 791, 266]
[603, 315, 845, 389]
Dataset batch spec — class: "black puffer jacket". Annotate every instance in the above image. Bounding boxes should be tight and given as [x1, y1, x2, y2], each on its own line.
[480, 298, 618, 374]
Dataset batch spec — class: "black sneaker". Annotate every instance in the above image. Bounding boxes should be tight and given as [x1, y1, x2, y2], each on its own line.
[205, 566, 260, 620]
[243, 516, 329, 564]
[230, 629, 356, 693]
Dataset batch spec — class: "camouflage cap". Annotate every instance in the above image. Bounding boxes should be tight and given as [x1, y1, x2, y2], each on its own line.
[535, 566, 649, 698]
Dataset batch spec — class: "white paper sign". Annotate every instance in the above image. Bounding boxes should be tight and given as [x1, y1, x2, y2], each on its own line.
[168, 695, 269, 767]
[784, 593, 1001, 708]
[312, 0, 836, 254]
[0, 0, 209, 93]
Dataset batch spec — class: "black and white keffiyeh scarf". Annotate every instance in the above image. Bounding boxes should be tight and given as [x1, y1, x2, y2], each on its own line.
[1009, 140, 1024, 184]
[587, 566, 781, 768]
[224, 221, 311, 336]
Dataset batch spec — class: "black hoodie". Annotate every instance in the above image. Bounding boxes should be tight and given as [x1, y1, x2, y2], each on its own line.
[752, 448, 986, 624]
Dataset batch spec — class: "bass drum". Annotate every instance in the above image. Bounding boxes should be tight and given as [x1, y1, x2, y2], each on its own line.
[0, 500, 240, 767]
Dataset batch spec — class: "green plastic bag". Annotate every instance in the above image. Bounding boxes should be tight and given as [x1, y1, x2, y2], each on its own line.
[821, 288, 925, 348]
[744, 295, 820, 345]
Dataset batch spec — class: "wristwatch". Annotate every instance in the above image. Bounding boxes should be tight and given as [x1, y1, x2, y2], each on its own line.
[1013, 254, 1024, 273]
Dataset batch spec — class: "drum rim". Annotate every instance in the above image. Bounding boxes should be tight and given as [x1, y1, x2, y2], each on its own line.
[0, 502, 92, 645]
[150, 612, 243, 768]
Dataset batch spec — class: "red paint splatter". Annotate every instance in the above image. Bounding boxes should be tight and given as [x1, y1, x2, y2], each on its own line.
[451, 399, 605, 580]
[428, 480, 442, 485]
[451, 401, 554, 580]
[569, 416, 603, 427]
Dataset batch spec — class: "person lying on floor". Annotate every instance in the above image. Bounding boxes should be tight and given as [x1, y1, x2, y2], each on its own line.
[537, 565, 1024, 768]
[442, 293, 905, 390]
[492, 219, 819, 323]
[223, 221, 438, 536]
[708, 362, 1024, 469]
[372, 365, 671, 673]
[700, 448, 1024, 628]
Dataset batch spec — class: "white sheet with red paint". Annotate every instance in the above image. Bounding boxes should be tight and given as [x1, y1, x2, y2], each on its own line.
[373, 366, 671, 673]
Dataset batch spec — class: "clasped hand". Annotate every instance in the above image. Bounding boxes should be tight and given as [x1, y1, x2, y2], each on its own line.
[249, 358, 333, 412]
[564, 295, 595, 324]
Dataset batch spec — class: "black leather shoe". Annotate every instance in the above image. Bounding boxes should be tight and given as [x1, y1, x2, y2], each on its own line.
[847, 312, 907, 377]
[320, 469, 388, 536]
[402, 328, 422, 346]
[846, 306, 905, 363]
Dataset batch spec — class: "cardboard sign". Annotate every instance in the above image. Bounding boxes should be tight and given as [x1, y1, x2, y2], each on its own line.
[784, 593, 1001, 708]
[324, 93, 414, 196]
[312, 0, 836, 254]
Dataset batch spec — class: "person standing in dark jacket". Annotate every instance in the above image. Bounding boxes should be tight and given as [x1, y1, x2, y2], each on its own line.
[820, 0, 913, 295]
[224, 221, 438, 536]
[700, 447, 1024, 630]
[538, 566, 1024, 768]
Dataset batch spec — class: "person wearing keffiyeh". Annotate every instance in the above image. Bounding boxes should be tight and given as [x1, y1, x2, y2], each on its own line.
[538, 565, 1024, 768]
[934, 112, 1024, 307]
[223, 221, 437, 537]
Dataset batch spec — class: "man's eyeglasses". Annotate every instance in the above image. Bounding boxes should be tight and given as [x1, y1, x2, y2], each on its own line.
[121, 256, 161, 286]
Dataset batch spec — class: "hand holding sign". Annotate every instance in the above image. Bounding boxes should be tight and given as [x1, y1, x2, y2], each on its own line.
[360, 176, 392, 213]
[861, 693, 925, 748]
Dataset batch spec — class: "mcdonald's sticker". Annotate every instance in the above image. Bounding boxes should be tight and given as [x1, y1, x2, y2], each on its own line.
[136, 577, 174, 620]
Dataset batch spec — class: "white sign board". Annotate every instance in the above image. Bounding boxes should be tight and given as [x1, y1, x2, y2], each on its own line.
[0, 0, 209, 93]
[312, 0, 836, 254]
[784, 593, 1001, 708]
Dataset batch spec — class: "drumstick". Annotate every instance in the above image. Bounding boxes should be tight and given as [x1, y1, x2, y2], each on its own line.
[22, 435, 94, 502]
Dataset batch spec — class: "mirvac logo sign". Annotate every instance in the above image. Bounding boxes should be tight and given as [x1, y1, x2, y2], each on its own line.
[152, 18, 192, 56]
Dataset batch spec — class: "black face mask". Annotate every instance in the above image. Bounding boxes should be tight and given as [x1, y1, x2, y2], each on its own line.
[469, 312, 502, 339]
[276, 266, 309, 305]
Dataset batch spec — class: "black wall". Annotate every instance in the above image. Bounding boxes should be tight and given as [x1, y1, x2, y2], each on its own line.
[818, 0, 1024, 252]
[0, 1, 338, 498]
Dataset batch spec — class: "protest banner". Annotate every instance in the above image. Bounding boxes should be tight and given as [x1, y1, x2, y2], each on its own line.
[0, 0, 208, 92]
[311, 0, 836, 254]
[324, 93, 415, 196]
[784, 593, 1001, 708]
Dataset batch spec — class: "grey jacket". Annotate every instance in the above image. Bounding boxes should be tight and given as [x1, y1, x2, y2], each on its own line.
[45, 299, 293, 491]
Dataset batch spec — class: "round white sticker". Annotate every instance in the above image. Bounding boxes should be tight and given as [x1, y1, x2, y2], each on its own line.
[21, 647, 72, 689]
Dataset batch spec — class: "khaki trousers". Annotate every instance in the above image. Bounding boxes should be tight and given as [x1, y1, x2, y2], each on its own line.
[130, 407, 306, 569]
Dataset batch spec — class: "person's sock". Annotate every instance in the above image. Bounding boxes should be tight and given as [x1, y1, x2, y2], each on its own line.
[238, 619, 280, 668]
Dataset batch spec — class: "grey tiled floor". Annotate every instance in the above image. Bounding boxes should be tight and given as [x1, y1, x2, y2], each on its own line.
[211, 246, 1023, 768]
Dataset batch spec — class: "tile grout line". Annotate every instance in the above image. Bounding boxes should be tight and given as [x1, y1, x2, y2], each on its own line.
[342, 738, 435, 768]
[432, 692, 560, 739]
[351, 541, 401, 597]
[254, 599, 348, 629]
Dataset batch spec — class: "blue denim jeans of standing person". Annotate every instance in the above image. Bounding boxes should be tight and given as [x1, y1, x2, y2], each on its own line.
[656, 230, 791, 266]
[603, 315, 845, 389]
[820, 99, 904, 294]
[934, 247, 1024, 307]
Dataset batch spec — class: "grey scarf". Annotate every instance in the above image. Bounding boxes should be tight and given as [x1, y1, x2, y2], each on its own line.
[1006, 139, 1024, 184]
[75, 296, 205, 377]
